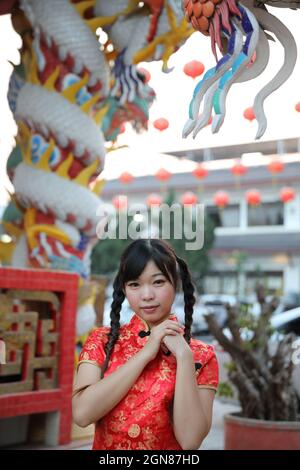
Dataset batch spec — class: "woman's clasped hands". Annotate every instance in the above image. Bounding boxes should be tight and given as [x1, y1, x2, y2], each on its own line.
[142, 319, 191, 361]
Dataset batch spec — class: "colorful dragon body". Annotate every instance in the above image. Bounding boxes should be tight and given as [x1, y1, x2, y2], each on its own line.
[3, 0, 192, 335]
[6, 0, 111, 334]
[1, 0, 299, 335]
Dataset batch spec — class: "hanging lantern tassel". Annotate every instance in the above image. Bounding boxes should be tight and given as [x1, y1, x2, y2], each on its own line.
[146, 193, 163, 207]
[181, 191, 198, 206]
[279, 187, 296, 204]
[181, 191, 198, 219]
[213, 191, 230, 214]
[192, 163, 208, 196]
[154, 168, 171, 195]
[112, 195, 128, 212]
[246, 189, 261, 212]
[267, 159, 284, 187]
[231, 160, 247, 189]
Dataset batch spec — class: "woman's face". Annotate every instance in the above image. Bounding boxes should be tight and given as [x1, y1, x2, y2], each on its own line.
[124, 259, 176, 327]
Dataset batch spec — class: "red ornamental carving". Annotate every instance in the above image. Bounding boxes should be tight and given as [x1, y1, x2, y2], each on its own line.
[0, 268, 78, 445]
[119, 171, 134, 184]
[243, 107, 256, 122]
[153, 118, 169, 131]
[231, 161, 247, 177]
[214, 191, 229, 208]
[112, 195, 128, 210]
[268, 160, 284, 175]
[146, 193, 163, 206]
[181, 191, 198, 206]
[155, 168, 171, 182]
[246, 189, 261, 206]
[183, 60, 205, 79]
[192, 163, 208, 180]
[137, 67, 151, 83]
[279, 187, 295, 203]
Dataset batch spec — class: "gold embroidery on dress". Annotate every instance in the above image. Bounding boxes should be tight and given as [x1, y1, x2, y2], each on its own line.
[128, 423, 141, 438]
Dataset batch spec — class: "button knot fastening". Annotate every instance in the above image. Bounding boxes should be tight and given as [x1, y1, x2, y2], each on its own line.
[138, 330, 151, 338]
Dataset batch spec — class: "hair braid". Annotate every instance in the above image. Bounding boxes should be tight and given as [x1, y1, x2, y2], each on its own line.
[175, 255, 196, 344]
[101, 274, 125, 378]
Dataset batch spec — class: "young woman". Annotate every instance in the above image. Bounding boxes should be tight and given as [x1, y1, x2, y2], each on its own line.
[73, 239, 218, 450]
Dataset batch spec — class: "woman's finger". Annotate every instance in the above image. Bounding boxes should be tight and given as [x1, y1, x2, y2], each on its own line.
[166, 325, 184, 333]
[165, 328, 179, 335]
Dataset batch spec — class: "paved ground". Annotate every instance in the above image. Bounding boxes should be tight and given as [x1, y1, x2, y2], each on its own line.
[200, 399, 240, 450]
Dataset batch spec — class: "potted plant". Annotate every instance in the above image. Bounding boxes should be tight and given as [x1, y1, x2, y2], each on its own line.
[205, 284, 300, 450]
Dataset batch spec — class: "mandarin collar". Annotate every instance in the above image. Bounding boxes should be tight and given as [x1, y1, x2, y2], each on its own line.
[127, 312, 179, 338]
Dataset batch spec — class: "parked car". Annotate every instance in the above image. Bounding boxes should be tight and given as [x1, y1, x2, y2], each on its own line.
[172, 293, 236, 335]
[271, 306, 300, 336]
[272, 292, 300, 316]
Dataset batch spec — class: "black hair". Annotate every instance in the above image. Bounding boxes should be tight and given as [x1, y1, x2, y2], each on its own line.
[101, 238, 196, 377]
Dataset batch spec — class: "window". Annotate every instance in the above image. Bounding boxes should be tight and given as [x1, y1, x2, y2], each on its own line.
[206, 205, 240, 228]
[248, 202, 284, 226]
[245, 272, 283, 296]
[204, 272, 238, 295]
[204, 274, 221, 294]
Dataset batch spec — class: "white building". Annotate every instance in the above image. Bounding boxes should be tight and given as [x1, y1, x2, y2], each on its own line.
[101, 138, 300, 297]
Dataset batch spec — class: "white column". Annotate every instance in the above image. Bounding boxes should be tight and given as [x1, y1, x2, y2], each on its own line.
[284, 266, 300, 294]
[45, 411, 60, 446]
[239, 198, 248, 229]
[284, 193, 300, 228]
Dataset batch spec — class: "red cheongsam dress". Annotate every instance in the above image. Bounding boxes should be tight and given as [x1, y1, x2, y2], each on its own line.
[77, 313, 219, 450]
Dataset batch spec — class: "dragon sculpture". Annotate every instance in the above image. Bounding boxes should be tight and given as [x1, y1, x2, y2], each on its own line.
[0, 0, 299, 338]
[1, 0, 193, 338]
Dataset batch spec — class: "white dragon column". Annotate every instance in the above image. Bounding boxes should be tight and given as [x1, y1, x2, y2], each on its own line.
[7, 0, 110, 336]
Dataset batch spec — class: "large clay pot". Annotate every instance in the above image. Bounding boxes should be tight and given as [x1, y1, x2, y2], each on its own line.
[224, 413, 300, 450]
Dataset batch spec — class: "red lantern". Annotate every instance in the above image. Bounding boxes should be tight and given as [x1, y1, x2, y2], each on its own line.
[181, 191, 198, 206]
[231, 160, 247, 177]
[243, 107, 256, 122]
[231, 160, 247, 189]
[112, 195, 128, 210]
[153, 118, 169, 131]
[137, 67, 151, 83]
[154, 168, 171, 182]
[279, 187, 295, 203]
[295, 102, 300, 113]
[183, 60, 205, 79]
[268, 159, 284, 175]
[146, 193, 163, 207]
[119, 171, 133, 184]
[213, 191, 229, 209]
[192, 164, 208, 180]
[246, 189, 261, 207]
